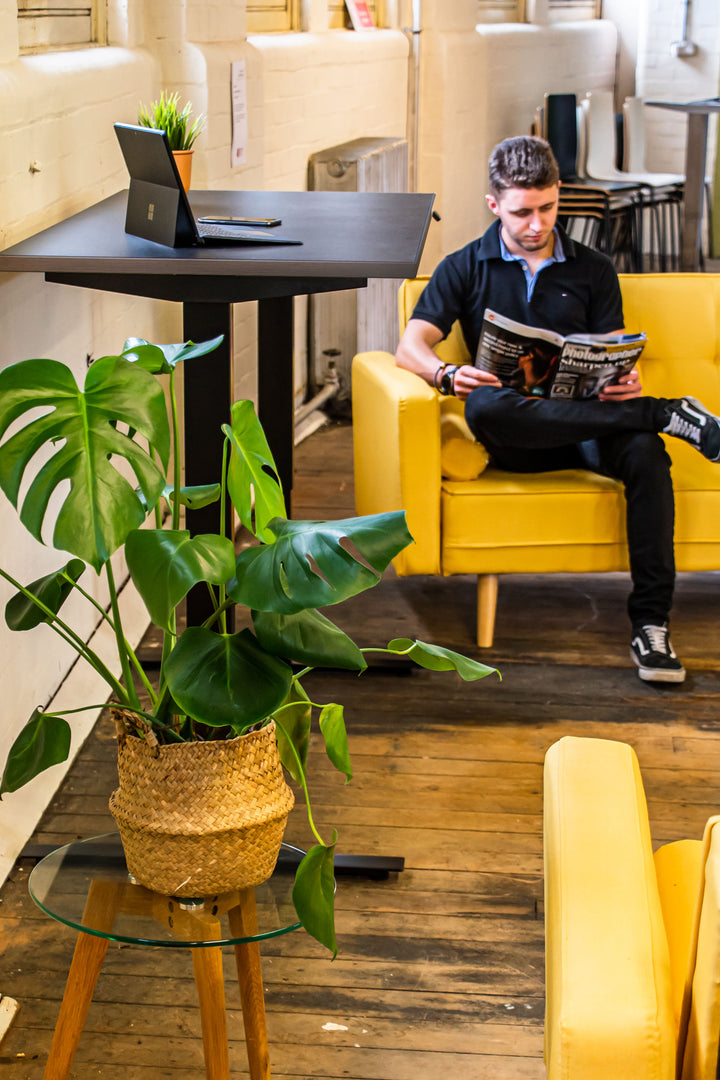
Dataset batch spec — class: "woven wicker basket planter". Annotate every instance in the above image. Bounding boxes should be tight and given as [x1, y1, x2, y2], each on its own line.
[109, 720, 295, 897]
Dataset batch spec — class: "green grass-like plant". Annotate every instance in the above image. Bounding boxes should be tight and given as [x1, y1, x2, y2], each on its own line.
[137, 90, 205, 151]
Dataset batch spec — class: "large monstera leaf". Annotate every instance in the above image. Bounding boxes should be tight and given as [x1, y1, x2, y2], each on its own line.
[252, 608, 366, 670]
[125, 529, 236, 633]
[223, 400, 287, 543]
[0, 355, 170, 572]
[163, 626, 293, 730]
[229, 511, 413, 614]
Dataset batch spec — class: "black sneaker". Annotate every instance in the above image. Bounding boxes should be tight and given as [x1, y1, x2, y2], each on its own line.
[630, 624, 686, 684]
[662, 397, 720, 462]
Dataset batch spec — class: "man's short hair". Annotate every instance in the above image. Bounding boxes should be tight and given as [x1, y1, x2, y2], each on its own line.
[488, 136, 560, 196]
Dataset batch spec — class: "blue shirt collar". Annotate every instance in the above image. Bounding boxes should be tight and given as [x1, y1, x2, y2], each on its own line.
[499, 226, 565, 300]
[499, 225, 565, 265]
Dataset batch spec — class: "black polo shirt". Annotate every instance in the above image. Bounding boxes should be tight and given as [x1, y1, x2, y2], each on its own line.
[410, 220, 624, 359]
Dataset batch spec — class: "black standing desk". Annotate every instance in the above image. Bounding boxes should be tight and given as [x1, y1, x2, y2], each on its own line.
[646, 98, 720, 271]
[0, 189, 434, 624]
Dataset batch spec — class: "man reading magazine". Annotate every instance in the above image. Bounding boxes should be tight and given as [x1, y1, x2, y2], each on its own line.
[395, 134, 720, 684]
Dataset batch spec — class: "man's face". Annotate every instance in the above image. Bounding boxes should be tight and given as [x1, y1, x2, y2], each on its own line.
[485, 184, 560, 256]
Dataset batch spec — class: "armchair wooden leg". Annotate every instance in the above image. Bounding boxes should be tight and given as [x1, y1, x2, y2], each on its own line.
[477, 574, 498, 649]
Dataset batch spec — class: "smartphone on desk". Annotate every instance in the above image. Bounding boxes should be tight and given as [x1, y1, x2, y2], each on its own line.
[197, 216, 282, 227]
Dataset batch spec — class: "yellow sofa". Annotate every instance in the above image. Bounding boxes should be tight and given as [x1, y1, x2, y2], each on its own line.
[544, 736, 720, 1080]
[352, 274, 720, 647]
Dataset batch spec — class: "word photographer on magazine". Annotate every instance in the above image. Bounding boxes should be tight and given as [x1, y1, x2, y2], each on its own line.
[396, 135, 720, 684]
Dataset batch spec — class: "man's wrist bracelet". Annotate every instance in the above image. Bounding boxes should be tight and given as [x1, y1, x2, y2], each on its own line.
[433, 364, 445, 389]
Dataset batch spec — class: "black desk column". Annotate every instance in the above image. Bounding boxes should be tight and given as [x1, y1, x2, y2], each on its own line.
[182, 301, 234, 628]
[257, 294, 295, 508]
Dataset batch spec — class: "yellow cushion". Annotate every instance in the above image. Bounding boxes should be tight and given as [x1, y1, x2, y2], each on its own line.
[544, 736, 675, 1080]
[440, 411, 489, 481]
[440, 469, 628, 575]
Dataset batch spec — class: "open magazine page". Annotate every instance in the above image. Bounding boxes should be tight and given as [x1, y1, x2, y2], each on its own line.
[475, 310, 564, 395]
[549, 337, 646, 399]
[475, 309, 646, 399]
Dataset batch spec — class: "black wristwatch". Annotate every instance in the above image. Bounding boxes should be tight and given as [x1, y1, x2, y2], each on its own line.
[438, 365, 458, 396]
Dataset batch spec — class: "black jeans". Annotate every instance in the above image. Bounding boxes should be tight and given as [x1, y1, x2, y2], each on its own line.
[464, 386, 675, 627]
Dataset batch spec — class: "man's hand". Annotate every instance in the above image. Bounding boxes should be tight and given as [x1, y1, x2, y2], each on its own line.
[452, 365, 501, 401]
[396, 319, 502, 400]
[598, 368, 642, 401]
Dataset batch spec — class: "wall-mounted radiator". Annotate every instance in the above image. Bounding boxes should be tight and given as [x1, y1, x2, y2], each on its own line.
[308, 137, 409, 416]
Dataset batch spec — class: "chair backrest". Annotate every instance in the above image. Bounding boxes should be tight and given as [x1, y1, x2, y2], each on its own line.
[398, 277, 471, 366]
[544, 93, 579, 181]
[575, 102, 588, 177]
[583, 90, 621, 180]
[623, 96, 647, 173]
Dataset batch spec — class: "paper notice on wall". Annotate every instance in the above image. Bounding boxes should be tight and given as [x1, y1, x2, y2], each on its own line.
[231, 61, 248, 167]
[345, 0, 375, 30]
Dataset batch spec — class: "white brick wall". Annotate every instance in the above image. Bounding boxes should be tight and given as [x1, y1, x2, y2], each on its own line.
[636, 0, 720, 176]
[418, 19, 618, 270]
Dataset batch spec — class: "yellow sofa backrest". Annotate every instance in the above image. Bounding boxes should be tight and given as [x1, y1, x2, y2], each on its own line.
[619, 274, 720, 411]
[399, 276, 470, 366]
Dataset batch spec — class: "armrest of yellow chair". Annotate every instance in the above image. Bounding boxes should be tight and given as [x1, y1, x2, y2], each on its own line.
[674, 817, 720, 1080]
[544, 736, 675, 1080]
[351, 351, 442, 575]
[654, 839, 704, 1036]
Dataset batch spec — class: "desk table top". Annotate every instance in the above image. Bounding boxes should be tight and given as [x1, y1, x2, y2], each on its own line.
[0, 189, 435, 282]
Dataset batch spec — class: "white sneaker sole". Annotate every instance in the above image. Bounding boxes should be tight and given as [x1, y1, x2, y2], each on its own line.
[684, 397, 720, 463]
[631, 651, 687, 683]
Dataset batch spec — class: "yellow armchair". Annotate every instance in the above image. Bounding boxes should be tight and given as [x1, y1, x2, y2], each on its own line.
[544, 736, 720, 1080]
[352, 274, 720, 647]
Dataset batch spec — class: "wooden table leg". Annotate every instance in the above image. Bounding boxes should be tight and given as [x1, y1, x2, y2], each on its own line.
[229, 889, 271, 1080]
[191, 946, 231, 1080]
[43, 879, 119, 1080]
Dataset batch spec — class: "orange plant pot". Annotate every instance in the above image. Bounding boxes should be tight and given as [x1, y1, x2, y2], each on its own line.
[172, 149, 194, 192]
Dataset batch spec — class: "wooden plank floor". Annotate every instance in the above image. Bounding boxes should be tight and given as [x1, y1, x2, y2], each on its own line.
[2, 418, 720, 1079]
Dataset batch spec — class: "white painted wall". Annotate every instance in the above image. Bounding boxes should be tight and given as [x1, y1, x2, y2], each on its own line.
[418, 17, 618, 270]
[635, 0, 720, 178]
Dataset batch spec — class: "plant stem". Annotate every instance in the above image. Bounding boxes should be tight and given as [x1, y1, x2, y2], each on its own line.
[169, 367, 182, 533]
[69, 574, 157, 706]
[104, 560, 141, 709]
[0, 568, 128, 700]
[218, 437, 229, 634]
[273, 713, 325, 847]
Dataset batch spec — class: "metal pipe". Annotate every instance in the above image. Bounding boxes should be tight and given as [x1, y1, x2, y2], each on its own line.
[406, 0, 421, 192]
[294, 367, 340, 426]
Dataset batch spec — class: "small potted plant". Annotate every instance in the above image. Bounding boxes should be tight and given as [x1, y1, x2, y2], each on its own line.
[0, 336, 497, 955]
[137, 90, 206, 190]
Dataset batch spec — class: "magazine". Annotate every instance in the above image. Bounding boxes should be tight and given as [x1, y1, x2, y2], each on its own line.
[475, 309, 647, 400]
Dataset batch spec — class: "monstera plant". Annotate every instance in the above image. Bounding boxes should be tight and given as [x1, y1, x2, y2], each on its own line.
[0, 335, 497, 954]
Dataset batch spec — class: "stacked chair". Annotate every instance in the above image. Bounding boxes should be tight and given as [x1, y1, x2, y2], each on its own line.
[583, 90, 685, 270]
[541, 92, 645, 271]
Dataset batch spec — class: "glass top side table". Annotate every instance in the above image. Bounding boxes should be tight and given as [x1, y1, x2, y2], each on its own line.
[29, 833, 303, 1080]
